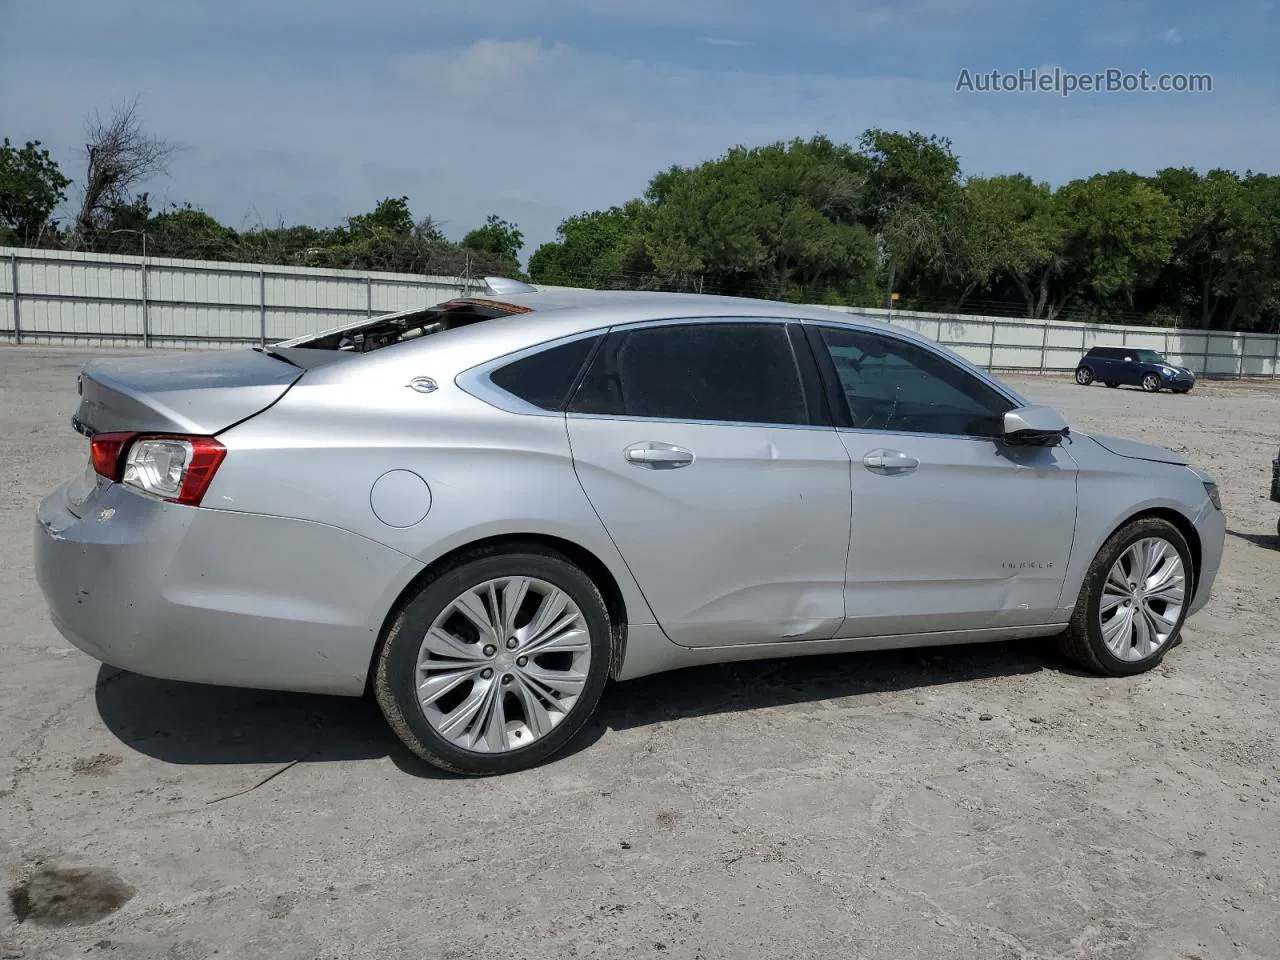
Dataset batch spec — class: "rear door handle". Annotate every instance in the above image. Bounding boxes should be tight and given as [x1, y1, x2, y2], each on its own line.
[862, 448, 919, 475]
[624, 442, 695, 470]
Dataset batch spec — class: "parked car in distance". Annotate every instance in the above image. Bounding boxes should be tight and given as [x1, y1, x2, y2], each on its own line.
[1075, 346, 1196, 393]
[35, 281, 1226, 775]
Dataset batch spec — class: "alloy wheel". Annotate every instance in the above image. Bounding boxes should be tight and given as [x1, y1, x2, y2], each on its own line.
[1098, 537, 1186, 661]
[1076, 367, 1094, 385]
[1143, 373, 1161, 392]
[414, 576, 592, 753]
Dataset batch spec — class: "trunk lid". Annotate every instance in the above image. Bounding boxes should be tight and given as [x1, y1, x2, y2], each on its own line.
[73, 349, 303, 436]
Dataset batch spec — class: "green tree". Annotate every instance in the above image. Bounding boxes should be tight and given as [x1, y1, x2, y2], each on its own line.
[347, 195, 415, 239]
[463, 214, 524, 268]
[0, 138, 71, 245]
[636, 136, 878, 302]
[1055, 172, 1179, 313]
[963, 175, 1068, 319]
[857, 129, 967, 305]
[1151, 168, 1280, 330]
[527, 204, 647, 288]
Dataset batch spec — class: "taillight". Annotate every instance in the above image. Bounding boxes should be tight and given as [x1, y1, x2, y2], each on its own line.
[91, 433, 226, 506]
[89, 432, 135, 481]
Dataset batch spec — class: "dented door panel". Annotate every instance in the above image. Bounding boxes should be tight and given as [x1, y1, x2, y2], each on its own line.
[836, 431, 1079, 637]
[567, 415, 853, 647]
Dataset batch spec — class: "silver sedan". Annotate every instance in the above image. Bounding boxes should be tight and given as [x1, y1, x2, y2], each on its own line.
[34, 282, 1226, 775]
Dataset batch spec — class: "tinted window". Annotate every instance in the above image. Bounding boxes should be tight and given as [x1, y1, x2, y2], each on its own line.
[489, 335, 601, 411]
[569, 322, 810, 425]
[818, 327, 1014, 437]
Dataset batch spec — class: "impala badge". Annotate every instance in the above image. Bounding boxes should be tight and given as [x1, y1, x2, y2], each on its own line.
[407, 377, 438, 394]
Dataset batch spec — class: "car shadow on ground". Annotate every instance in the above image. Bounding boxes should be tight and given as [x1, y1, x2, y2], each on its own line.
[94, 638, 1075, 779]
[1226, 528, 1280, 550]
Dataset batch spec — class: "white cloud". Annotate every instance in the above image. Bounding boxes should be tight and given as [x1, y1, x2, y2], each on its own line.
[698, 37, 755, 47]
[1163, 26, 1183, 45]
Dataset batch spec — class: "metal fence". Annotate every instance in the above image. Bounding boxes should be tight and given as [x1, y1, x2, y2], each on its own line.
[3, 246, 1278, 377]
[0, 246, 483, 350]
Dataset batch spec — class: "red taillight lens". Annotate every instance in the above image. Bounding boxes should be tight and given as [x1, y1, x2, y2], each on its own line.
[89, 432, 136, 481]
[171, 437, 227, 506]
[91, 433, 227, 506]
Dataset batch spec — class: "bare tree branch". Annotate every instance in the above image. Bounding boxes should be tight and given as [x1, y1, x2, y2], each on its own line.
[74, 97, 175, 245]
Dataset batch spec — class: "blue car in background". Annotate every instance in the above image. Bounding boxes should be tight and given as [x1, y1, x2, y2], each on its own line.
[1074, 346, 1196, 393]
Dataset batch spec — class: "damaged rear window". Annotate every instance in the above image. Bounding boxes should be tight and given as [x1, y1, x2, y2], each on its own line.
[272, 298, 533, 357]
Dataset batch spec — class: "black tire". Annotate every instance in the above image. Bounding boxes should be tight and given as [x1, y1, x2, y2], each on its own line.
[1075, 367, 1094, 386]
[1058, 517, 1193, 677]
[1142, 372, 1162, 393]
[374, 547, 612, 775]
[1105, 382, 1119, 388]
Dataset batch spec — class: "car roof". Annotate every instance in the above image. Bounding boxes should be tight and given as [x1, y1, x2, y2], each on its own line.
[289, 285, 1028, 406]
[474, 287, 880, 323]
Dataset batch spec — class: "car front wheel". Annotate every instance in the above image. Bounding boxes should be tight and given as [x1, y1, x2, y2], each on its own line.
[374, 547, 612, 775]
[1076, 367, 1094, 385]
[1058, 517, 1192, 677]
[1142, 373, 1162, 392]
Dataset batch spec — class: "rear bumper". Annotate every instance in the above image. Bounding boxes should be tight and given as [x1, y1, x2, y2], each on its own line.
[35, 480, 422, 695]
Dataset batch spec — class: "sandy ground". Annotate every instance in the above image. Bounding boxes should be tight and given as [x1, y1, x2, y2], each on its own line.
[1, 347, 1277, 960]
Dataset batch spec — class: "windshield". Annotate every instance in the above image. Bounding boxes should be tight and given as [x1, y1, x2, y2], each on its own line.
[1135, 350, 1167, 364]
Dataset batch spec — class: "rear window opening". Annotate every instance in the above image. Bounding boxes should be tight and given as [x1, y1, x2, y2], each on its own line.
[270, 298, 532, 359]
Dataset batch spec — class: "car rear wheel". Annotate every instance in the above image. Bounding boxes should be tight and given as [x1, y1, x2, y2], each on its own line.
[1142, 373, 1162, 392]
[374, 547, 612, 775]
[1058, 517, 1192, 677]
[1075, 367, 1094, 385]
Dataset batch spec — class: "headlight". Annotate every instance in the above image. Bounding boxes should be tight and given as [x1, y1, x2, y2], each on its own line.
[1203, 481, 1222, 511]
[1162, 367, 1175, 376]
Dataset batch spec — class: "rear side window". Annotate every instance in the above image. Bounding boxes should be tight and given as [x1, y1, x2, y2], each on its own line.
[569, 322, 810, 425]
[488, 335, 601, 411]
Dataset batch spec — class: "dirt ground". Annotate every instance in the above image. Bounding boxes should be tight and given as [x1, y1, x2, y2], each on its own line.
[2, 347, 1277, 960]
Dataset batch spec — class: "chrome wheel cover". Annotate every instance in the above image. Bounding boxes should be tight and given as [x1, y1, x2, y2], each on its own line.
[1098, 537, 1186, 661]
[415, 577, 592, 753]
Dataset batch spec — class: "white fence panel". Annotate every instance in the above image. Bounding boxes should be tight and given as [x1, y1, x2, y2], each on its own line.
[2, 246, 1277, 377]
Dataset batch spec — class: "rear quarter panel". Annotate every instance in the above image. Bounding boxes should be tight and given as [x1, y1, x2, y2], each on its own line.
[204, 375, 659, 627]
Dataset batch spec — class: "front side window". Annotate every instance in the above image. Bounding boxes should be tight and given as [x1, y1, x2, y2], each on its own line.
[818, 326, 1014, 437]
[569, 321, 810, 426]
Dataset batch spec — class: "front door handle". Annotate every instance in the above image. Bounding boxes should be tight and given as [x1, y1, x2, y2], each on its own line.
[862, 448, 919, 475]
[624, 442, 695, 470]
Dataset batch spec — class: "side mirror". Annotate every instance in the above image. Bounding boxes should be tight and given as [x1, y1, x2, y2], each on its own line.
[1002, 404, 1069, 447]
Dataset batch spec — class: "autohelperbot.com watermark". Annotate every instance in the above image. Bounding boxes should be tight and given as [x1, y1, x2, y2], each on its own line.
[955, 67, 1213, 97]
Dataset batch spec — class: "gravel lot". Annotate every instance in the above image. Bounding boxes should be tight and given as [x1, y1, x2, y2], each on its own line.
[2, 346, 1278, 960]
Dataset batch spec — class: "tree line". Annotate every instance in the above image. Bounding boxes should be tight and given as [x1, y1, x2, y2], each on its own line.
[3, 105, 1277, 331]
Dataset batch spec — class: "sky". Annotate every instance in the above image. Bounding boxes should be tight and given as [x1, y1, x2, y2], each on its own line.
[2, 0, 1277, 262]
